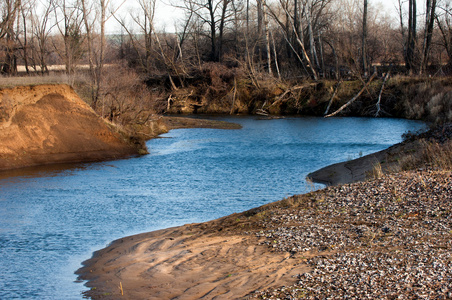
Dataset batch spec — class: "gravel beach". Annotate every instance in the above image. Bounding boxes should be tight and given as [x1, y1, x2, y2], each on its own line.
[248, 169, 452, 299]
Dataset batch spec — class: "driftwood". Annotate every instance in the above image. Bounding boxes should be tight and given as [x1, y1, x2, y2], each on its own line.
[256, 109, 269, 116]
[375, 72, 390, 117]
[230, 78, 237, 115]
[167, 94, 173, 111]
[325, 72, 377, 118]
[324, 80, 342, 116]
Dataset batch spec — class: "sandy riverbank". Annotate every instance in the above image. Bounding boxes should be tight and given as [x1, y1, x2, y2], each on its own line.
[0, 84, 143, 171]
[76, 218, 309, 299]
[76, 167, 452, 299]
[76, 124, 452, 299]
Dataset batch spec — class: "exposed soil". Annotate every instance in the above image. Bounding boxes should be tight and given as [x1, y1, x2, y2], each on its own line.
[0, 84, 141, 171]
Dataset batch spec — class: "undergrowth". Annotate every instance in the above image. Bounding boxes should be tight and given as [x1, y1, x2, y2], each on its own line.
[400, 139, 452, 171]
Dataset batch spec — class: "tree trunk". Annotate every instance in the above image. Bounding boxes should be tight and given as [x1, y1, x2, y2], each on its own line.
[263, 0, 272, 75]
[257, 0, 263, 37]
[294, 0, 299, 40]
[406, 0, 417, 74]
[306, 0, 320, 72]
[421, 0, 437, 74]
[207, 0, 217, 61]
[1, 0, 19, 74]
[436, 13, 452, 62]
[271, 30, 281, 79]
[362, 0, 368, 75]
[21, 8, 29, 74]
[81, 0, 96, 105]
[218, 0, 229, 62]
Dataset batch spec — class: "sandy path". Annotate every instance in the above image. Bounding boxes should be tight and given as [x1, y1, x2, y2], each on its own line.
[77, 221, 310, 299]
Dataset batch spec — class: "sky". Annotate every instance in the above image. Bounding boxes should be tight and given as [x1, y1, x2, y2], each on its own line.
[107, 0, 406, 34]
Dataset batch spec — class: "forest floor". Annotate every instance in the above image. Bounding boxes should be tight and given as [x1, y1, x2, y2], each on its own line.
[77, 124, 452, 299]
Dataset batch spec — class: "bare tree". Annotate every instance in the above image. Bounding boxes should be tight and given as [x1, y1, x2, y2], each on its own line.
[30, 0, 56, 74]
[80, 0, 120, 108]
[436, 1, 452, 63]
[178, 0, 237, 61]
[420, 0, 437, 73]
[1, 0, 21, 74]
[263, 0, 272, 74]
[53, 0, 85, 74]
[115, 0, 156, 73]
[267, 0, 319, 79]
[80, 0, 97, 103]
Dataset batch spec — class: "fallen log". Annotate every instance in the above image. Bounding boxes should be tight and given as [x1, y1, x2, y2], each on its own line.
[375, 71, 390, 117]
[324, 80, 342, 116]
[325, 72, 377, 118]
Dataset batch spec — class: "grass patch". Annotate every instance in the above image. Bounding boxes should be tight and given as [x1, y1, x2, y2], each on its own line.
[400, 139, 452, 170]
[0, 73, 73, 88]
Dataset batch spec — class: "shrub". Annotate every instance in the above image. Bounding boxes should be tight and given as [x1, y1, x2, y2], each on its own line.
[96, 63, 160, 125]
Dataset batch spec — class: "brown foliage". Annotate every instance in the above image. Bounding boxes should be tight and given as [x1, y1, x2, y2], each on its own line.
[95, 63, 161, 126]
[399, 78, 452, 124]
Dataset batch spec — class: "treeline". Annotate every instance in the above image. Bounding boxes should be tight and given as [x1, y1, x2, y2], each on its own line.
[1, 0, 451, 115]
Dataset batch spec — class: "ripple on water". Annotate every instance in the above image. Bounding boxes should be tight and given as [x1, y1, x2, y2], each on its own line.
[0, 116, 426, 299]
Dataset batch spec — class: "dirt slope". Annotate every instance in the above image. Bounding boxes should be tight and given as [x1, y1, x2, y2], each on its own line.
[0, 84, 140, 171]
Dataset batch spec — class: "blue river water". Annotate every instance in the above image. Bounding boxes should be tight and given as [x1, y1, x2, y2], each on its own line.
[0, 116, 425, 299]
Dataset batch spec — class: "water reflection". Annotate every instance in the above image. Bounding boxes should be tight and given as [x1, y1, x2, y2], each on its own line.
[0, 163, 90, 180]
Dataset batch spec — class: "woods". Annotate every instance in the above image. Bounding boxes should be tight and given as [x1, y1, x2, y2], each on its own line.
[1, 0, 452, 119]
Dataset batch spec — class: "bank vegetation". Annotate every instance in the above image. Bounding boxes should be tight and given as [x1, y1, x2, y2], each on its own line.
[1, 0, 452, 129]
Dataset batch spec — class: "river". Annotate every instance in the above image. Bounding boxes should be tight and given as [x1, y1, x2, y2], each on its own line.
[0, 116, 425, 299]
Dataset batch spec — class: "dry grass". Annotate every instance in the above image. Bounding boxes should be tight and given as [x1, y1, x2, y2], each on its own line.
[400, 139, 452, 171]
[400, 78, 452, 125]
[0, 73, 73, 88]
[369, 162, 384, 179]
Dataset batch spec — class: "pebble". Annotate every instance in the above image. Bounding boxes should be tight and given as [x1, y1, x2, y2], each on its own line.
[246, 169, 452, 299]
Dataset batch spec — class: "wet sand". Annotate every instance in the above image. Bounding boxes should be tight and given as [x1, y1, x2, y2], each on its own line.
[76, 216, 311, 299]
[307, 138, 422, 186]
